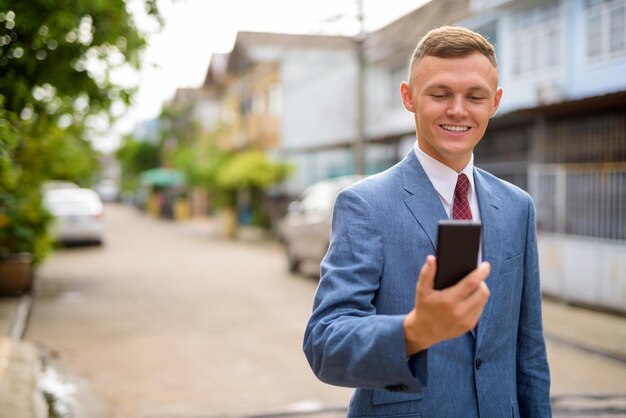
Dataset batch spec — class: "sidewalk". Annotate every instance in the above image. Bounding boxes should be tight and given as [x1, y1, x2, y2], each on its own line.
[0, 295, 47, 418]
[543, 296, 626, 363]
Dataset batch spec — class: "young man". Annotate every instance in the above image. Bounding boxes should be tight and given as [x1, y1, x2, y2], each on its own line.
[303, 26, 551, 417]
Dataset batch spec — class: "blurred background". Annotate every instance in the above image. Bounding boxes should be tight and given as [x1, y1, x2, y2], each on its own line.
[0, 0, 625, 417]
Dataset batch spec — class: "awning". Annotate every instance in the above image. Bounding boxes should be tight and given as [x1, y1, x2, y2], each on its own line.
[140, 168, 186, 187]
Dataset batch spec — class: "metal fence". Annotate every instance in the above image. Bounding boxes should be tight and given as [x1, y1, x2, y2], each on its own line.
[529, 163, 626, 241]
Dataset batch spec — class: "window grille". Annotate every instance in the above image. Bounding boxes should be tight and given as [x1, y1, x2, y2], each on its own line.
[544, 111, 626, 164]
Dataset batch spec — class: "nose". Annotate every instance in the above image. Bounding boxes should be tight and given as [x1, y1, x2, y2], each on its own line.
[446, 95, 468, 119]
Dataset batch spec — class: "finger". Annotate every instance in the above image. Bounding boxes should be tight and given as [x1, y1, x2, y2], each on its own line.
[465, 284, 491, 324]
[463, 281, 490, 307]
[456, 282, 490, 328]
[417, 255, 437, 294]
[448, 261, 491, 300]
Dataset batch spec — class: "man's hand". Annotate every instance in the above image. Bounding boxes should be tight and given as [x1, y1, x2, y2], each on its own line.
[403, 255, 491, 355]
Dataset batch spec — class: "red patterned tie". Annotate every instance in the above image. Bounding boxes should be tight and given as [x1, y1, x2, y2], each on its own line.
[453, 174, 472, 220]
[454, 173, 477, 332]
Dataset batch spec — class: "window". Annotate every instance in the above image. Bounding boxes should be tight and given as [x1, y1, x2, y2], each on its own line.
[586, 0, 626, 62]
[511, 1, 561, 77]
[268, 83, 282, 117]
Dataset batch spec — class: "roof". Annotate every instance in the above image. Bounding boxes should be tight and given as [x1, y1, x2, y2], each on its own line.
[364, 0, 472, 64]
[234, 31, 355, 50]
[171, 88, 212, 106]
[226, 31, 356, 74]
[492, 90, 626, 126]
[202, 53, 230, 89]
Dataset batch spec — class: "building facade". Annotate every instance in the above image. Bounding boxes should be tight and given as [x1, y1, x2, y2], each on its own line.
[182, 0, 625, 311]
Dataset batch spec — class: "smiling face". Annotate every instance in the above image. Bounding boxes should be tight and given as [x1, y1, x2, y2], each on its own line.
[400, 52, 503, 172]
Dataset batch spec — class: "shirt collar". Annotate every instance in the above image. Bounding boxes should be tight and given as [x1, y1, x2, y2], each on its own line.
[413, 142, 476, 206]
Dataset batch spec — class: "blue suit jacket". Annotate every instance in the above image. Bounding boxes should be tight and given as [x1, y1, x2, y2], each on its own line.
[303, 151, 551, 418]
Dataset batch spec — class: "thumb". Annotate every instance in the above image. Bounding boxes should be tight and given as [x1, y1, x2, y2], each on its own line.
[417, 255, 437, 294]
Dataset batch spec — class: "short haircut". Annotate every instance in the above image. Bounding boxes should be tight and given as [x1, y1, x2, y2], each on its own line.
[409, 26, 498, 77]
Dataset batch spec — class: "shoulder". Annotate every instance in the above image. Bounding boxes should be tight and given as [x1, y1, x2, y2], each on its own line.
[343, 161, 406, 203]
[475, 167, 533, 205]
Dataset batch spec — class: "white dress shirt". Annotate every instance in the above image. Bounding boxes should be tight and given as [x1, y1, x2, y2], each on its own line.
[413, 142, 481, 222]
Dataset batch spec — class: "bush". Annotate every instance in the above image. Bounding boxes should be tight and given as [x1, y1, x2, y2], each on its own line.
[0, 101, 52, 264]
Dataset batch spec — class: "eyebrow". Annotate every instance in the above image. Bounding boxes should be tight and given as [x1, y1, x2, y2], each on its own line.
[425, 83, 491, 94]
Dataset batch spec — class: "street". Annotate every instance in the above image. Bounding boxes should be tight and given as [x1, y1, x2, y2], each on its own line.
[26, 204, 352, 418]
[25, 204, 626, 418]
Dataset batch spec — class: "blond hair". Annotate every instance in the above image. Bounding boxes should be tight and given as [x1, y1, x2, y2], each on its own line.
[409, 26, 497, 77]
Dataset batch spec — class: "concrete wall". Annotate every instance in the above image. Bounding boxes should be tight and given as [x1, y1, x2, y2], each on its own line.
[539, 233, 626, 313]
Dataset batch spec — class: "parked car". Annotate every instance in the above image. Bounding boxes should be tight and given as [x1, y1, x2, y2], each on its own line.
[94, 179, 120, 202]
[278, 175, 365, 274]
[43, 188, 105, 245]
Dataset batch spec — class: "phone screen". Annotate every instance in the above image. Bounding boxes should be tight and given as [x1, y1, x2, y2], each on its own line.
[433, 220, 482, 290]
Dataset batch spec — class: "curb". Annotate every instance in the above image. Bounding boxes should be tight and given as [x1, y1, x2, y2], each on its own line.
[8, 294, 34, 339]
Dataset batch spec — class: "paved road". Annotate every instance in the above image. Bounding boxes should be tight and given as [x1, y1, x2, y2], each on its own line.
[27, 204, 352, 418]
[25, 204, 626, 418]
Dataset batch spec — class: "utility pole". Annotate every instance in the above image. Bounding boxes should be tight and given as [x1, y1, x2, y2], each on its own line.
[354, 0, 366, 175]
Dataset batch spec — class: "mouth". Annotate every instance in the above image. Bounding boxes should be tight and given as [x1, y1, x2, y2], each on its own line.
[440, 124, 471, 133]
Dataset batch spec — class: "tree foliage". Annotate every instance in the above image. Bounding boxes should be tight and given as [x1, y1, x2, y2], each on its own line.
[115, 134, 161, 192]
[0, 0, 159, 124]
[0, 97, 52, 263]
[0, 0, 160, 262]
[216, 150, 291, 191]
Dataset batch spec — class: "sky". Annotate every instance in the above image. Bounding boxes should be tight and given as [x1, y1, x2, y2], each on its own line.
[98, 0, 430, 152]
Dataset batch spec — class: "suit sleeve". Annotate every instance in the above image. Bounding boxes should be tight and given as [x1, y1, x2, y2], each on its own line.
[517, 196, 552, 416]
[303, 188, 427, 392]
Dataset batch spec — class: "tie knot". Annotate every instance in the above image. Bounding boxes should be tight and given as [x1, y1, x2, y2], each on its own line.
[455, 173, 470, 196]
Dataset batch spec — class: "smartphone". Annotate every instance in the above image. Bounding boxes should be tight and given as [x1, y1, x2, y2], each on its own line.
[433, 220, 482, 290]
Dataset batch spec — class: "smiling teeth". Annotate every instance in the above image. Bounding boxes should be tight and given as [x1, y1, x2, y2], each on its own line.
[442, 125, 469, 132]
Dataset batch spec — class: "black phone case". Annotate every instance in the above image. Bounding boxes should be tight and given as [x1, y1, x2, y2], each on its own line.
[433, 220, 482, 290]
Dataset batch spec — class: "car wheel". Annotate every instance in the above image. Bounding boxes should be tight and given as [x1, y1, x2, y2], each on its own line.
[285, 244, 301, 273]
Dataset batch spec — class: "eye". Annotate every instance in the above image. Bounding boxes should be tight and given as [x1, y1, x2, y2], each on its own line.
[430, 93, 448, 99]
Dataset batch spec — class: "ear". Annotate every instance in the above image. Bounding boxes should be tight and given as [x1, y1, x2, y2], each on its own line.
[400, 81, 415, 113]
[491, 87, 503, 118]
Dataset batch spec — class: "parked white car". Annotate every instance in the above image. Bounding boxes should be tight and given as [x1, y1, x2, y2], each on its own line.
[95, 179, 120, 202]
[278, 175, 365, 275]
[43, 188, 105, 245]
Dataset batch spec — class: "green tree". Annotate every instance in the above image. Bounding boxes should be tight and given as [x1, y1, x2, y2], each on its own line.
[216, 149, 292, 227]
[0, 0, 159, 122]
[0, 1, 160, 263]
[0, 97, 52, 264]
[115, 134, 161, 192]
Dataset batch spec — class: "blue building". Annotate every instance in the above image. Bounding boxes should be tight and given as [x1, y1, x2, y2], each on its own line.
[364, 0, 626, 312]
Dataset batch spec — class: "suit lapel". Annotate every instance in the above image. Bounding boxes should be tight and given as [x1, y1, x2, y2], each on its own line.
[474, 168, 505, 350]
[400, 152, 448, 251]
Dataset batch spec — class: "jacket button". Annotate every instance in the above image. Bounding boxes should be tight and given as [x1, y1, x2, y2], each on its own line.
[475, 358, 483, 370]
